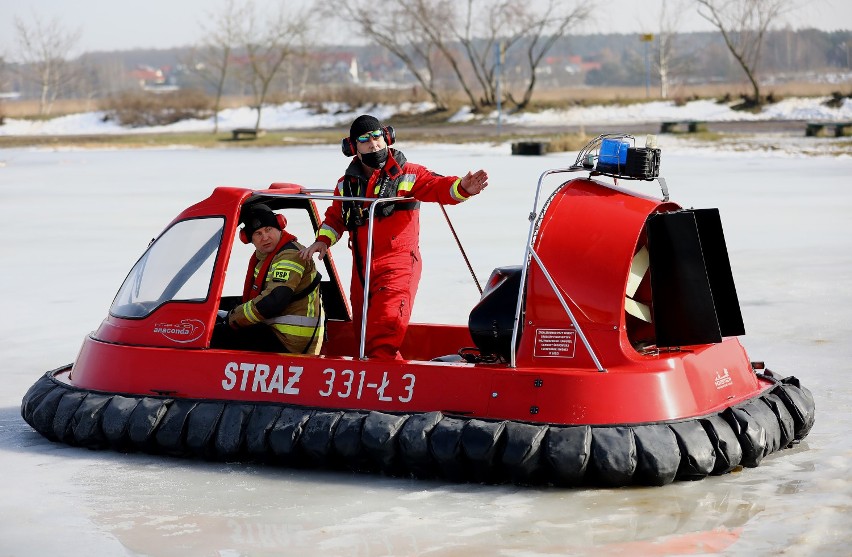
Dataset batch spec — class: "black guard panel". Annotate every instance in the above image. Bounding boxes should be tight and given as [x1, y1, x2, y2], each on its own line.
[647, 209, 744, 347]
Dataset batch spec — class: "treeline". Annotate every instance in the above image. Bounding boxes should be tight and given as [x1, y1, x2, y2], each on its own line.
[575, 28, 852, 87]
[8, 28, 851, 96]
[2, 27, 850, 119]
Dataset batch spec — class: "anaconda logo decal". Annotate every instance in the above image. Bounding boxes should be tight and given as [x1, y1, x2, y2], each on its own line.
[714, 368, 733, 389]
[153, 319, 205, 343]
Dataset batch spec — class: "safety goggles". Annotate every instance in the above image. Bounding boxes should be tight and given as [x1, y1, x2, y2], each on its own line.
[356, 130, 384, 143]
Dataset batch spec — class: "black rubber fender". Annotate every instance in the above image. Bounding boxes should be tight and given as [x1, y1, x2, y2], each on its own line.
[699, 414, 742, 474]
[71, 393, 112, 449]
[332, 411, 372, 472]
[101, 395, 141, 449]
[773, 381, 815, 439]
[722, 406, 767, 467]
[127, 398, 172, 449]
[670, 420, 716, 480]
[21, 373, 59, 425]
[544, 425, 592, 486]
[185, 402, 225, 456]
[590, 426, 637, 486]
[792, 381, 816, 435]
[742, 398, 783, 456]
[155, 399, 197, 455]
[502, 421, 548, 485]
[53, 390, 87, 444]
[268, 407, 312, 464]
[29, 386, 66, 442]
[762, 393, 795, 449]
[18, 368, 819, 488]
[244, 405, 282, 458]
[633, 424, 680, 486]
[300, 410, 343, 465]
[362, 412, 410, 475]
[461, 419, 507, 483]
[429, 416, 468, 481]
[397, 411, 443, 478]
[215, 403, 255, 459]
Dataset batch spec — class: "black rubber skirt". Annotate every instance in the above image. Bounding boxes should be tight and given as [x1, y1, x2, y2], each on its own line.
[21, 367, 815, 487]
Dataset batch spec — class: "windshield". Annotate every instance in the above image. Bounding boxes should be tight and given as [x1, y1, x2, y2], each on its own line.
[111, 217, 224, 318]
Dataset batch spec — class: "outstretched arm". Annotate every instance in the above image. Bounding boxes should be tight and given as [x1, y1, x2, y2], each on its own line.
[408, 164, 489, 205]
[459, 169, 489, 196]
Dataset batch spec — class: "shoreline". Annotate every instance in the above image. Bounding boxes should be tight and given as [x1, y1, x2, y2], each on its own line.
[2, 120, 850, 158]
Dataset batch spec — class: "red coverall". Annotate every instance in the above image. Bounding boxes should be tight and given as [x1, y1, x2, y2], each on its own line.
[315, 149, 471, 359]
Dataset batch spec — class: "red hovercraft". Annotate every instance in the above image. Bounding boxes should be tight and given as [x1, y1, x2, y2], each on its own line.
[21, 134, 814, 487]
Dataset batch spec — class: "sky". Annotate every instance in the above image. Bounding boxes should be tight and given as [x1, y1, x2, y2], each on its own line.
[2, 0, 851, 55]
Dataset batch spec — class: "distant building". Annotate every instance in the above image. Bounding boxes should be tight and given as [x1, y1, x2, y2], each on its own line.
[539, 55, 602, 76]
[129, 65, 166, 88]
[127, 65, 179, 92]
[304, 51, 360, 84]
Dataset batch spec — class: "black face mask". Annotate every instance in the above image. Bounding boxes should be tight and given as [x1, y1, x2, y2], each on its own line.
[359, 148, 388, 169]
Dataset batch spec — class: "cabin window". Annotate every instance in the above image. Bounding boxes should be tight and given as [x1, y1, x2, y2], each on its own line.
[110, 217, 224, 318]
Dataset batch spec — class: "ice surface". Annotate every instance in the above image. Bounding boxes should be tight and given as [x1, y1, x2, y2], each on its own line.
[0, 135, 850, 556]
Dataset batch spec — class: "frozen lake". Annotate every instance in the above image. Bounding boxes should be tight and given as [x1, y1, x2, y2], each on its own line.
[1, 140, 850, 556]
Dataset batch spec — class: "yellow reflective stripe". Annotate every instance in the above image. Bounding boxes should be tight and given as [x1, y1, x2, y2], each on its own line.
[306, 287, 318, 318]
[271, 323, 325, 338]
[272, 260, 305, 274]
[450, 178, 469, 202]
[318, 224, 339, 245]
[375, 174, 417, 194]
[398, 176, 415, 193]
[242, 302, 263, 324]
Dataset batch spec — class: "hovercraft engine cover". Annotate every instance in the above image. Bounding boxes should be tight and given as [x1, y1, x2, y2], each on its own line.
[468, 266, 522, 361]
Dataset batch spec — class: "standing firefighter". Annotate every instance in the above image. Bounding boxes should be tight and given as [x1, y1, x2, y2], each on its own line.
[300, 114, 488, 359]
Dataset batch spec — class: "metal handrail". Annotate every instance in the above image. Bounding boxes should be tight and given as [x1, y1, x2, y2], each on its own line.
[509, 167, 602, 369]
[359, 195, 419, 359]
[249, 190, 415, 360]
[528, 248, 605, 372]
[259, 157, 668, 366]
[508, 156, 670, 370]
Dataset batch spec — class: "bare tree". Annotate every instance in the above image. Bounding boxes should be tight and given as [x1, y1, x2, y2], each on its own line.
[333, 2, 448, 110]
[13, 14, 82, 116]
[696, 0, 793, 106]
[335, 0, 589, 112]
[0, 54, 8, 123]
[237, 1, 313, 130]
[0, 53, 10, 93]
[187, 0, 248, 133]
[656, 1, 677, 99]
[406, 0, 481, 109]
[655, 0, 690, 99]
[500, 0, 591, 110]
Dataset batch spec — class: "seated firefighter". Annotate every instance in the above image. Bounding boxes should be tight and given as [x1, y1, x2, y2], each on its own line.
[216, 204, 323, 354]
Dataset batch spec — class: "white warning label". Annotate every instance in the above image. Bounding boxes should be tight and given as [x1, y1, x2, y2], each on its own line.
[533, 328, 577, 358]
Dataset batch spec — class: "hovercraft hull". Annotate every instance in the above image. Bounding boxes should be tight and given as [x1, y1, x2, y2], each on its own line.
[22, 363, 814, 487]
[19, 151, 819, 487]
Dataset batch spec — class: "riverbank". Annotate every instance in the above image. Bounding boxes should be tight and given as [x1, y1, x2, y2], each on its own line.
[2, 95, 851, 156]
[2, 122, 851, 158]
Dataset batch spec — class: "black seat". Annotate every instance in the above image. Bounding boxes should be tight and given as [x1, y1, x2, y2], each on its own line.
[468, 266, 523, 361]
